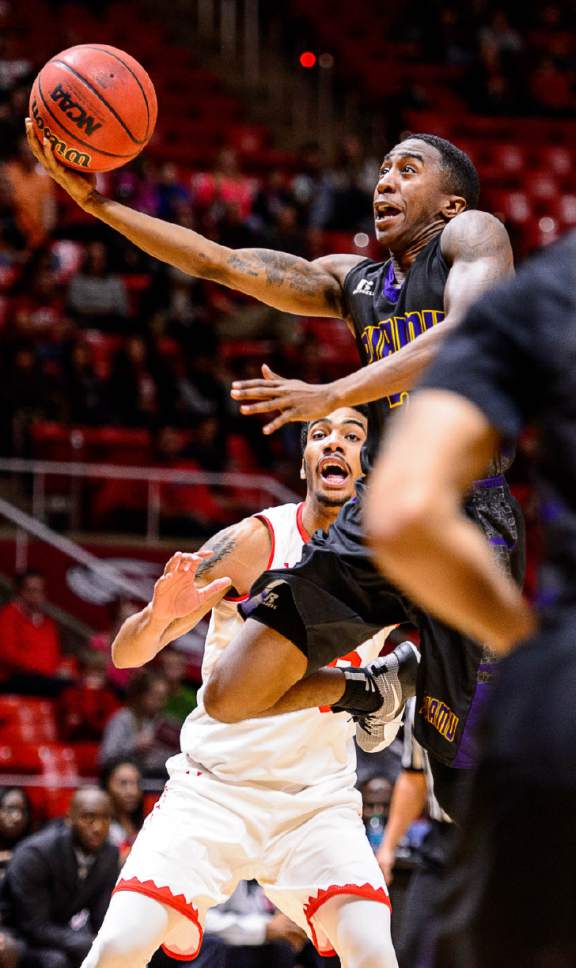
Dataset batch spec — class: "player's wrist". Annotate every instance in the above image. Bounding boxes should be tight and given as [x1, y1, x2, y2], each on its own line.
[82, 190, 105, 214]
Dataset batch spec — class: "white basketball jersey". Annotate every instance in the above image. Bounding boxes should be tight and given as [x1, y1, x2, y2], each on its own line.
[180, 502, 388, 790]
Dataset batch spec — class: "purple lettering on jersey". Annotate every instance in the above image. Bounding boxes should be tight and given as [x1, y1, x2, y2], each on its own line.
[360, 309, 446, 408]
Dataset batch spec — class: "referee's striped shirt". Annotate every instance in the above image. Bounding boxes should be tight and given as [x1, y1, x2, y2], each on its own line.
[402, 698, 452, 825]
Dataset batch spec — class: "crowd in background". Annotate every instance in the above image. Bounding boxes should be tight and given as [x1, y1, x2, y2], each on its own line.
[0, 0, 571, 964]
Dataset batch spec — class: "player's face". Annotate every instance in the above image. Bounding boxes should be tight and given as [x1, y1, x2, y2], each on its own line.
[373, 138, 454, 249]
[302, 408, 368, 507]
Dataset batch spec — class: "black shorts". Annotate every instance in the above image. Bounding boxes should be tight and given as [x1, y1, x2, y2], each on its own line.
[434, 619, 576, 967]
[241, 476, 524, 768]
[241, 483, 411, 672]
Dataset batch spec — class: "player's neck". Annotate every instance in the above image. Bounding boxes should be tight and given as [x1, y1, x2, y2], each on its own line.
[302, 498, 342, 535]
[389, 218, 445, 282]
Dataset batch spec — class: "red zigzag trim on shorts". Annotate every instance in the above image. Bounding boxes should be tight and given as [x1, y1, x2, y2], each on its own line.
[303, 882, 391, 958]
[113, 876, 203, 961]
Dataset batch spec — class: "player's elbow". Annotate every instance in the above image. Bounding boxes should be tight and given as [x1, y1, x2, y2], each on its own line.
[203, 673, 245, 723]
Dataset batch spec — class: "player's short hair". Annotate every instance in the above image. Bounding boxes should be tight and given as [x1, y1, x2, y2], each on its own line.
[300, 405, 370, 454]
[401, 133, 480, 209]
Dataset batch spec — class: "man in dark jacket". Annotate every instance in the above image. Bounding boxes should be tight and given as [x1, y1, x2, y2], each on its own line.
[1, 788, 118, 968]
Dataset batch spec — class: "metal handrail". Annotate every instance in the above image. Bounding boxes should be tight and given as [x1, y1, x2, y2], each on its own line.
[0, 458, 301, 541]
[0, 496, 151, 601]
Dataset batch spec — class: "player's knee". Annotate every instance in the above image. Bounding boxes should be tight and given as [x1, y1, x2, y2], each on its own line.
[84, 936, 149, 968]
[345, 933, 397, 968]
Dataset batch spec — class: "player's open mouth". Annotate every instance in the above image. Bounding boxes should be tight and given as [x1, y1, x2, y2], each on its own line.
[319, 458, 350, 488]
[374, 203, 402, 227]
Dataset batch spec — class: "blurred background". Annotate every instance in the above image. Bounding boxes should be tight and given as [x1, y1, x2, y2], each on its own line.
[0, 0, 571, 964]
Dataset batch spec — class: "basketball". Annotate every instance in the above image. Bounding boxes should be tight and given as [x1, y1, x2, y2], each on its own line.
[28, 44, 157, 172]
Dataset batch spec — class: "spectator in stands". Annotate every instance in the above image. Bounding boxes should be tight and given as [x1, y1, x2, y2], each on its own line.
[0, 570, 66, 697]
[200, 881, 307, 968]
[0, 83, 30, 163]
[155, 162, 192, 222]
[9, 251, 65, 340]
[107, 335, 170, 427]
[150, 425, 228, 537]
[0, 789, 31, 880]
[0, 787, 118, 968]
[2, 136, 55, 249]
[0, 170, 25, 256]
[0, 787, 31, 965]
[57, 649, 119, 743]
[177, 350, 228, 427]
[193, 148, 255, 223]
[156, 646, 197, 728]
[98, 669, 175, 777]
[66, 241, 129, 331]
[62, 340, 109, 426]
[99, 756, 144, 865]
[90, 597, 142, 696]
[478, 8, 524, 71]
[0, 34, 31, 93]
[529, 56, 575, 114]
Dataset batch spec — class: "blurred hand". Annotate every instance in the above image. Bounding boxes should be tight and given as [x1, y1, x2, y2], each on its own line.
[24, 118, 97, 209]
[151, 551, 232, 623]
[231, 364, 338, 435]
[377, 842, 396, 884]
[265, 912, 307, 952]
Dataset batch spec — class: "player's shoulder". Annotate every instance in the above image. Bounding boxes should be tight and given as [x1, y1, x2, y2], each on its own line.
[441, 209, 511, 263]
[313, 253, 374, 290]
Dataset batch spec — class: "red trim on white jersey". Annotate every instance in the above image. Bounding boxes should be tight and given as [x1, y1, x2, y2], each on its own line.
[113, 877, 203, 960]
[223, 512, 276, 603]
[303, 882, 391, 957]
[296, 502, 311, 542]
[254, 513, 276, 567]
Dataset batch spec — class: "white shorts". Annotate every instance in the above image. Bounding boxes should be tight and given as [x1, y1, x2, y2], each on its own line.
[115, 753, 390, 959]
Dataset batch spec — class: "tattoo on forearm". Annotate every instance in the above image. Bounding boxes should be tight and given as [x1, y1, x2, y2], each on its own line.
[227, 253, 260, 278]
[196, 530, 238, 579]
[227, 249, 341, 314]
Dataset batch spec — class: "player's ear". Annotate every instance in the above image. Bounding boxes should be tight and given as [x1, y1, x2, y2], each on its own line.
[442, 195, 467, 220]
[300, 459, 306, 480]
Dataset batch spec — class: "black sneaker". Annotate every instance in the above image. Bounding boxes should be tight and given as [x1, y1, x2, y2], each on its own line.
[355, 642, 420, 753]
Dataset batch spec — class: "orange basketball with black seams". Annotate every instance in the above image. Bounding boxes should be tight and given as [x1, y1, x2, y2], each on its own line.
[28, 44, 158, 172]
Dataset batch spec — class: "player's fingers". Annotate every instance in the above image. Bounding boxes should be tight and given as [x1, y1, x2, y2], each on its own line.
[163, 552, 183, 574]
[263, 410, 292, 434]
[200, 576, 232, 602]
[261, 363, 283, 381]
[25, 119, 44, 162]
[175, 550, 213, 574]
[239, 398, 286, 416]
[231, 383, 280, 400]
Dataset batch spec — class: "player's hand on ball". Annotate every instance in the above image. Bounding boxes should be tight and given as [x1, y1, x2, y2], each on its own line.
[25, 118, 97, 209]
[231, 364, 338, 435]
[151, 551, 232, 621]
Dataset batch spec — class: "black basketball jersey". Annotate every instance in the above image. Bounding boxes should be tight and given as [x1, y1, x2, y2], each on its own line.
[342, 233, 448, 453]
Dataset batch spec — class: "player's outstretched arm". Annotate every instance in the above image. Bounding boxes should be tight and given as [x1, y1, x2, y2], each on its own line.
[231, 212, 514, 433]
[112, 517, 271, 668]
[25, 120, 360, 318]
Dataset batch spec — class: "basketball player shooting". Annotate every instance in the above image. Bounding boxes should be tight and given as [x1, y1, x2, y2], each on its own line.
[26, 122, 520, 820]
[81, 407, 403, 968]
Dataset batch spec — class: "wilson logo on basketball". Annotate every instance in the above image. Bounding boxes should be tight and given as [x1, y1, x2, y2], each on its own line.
[31, 99, 92, 168]
[50, 83, 103, 136]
